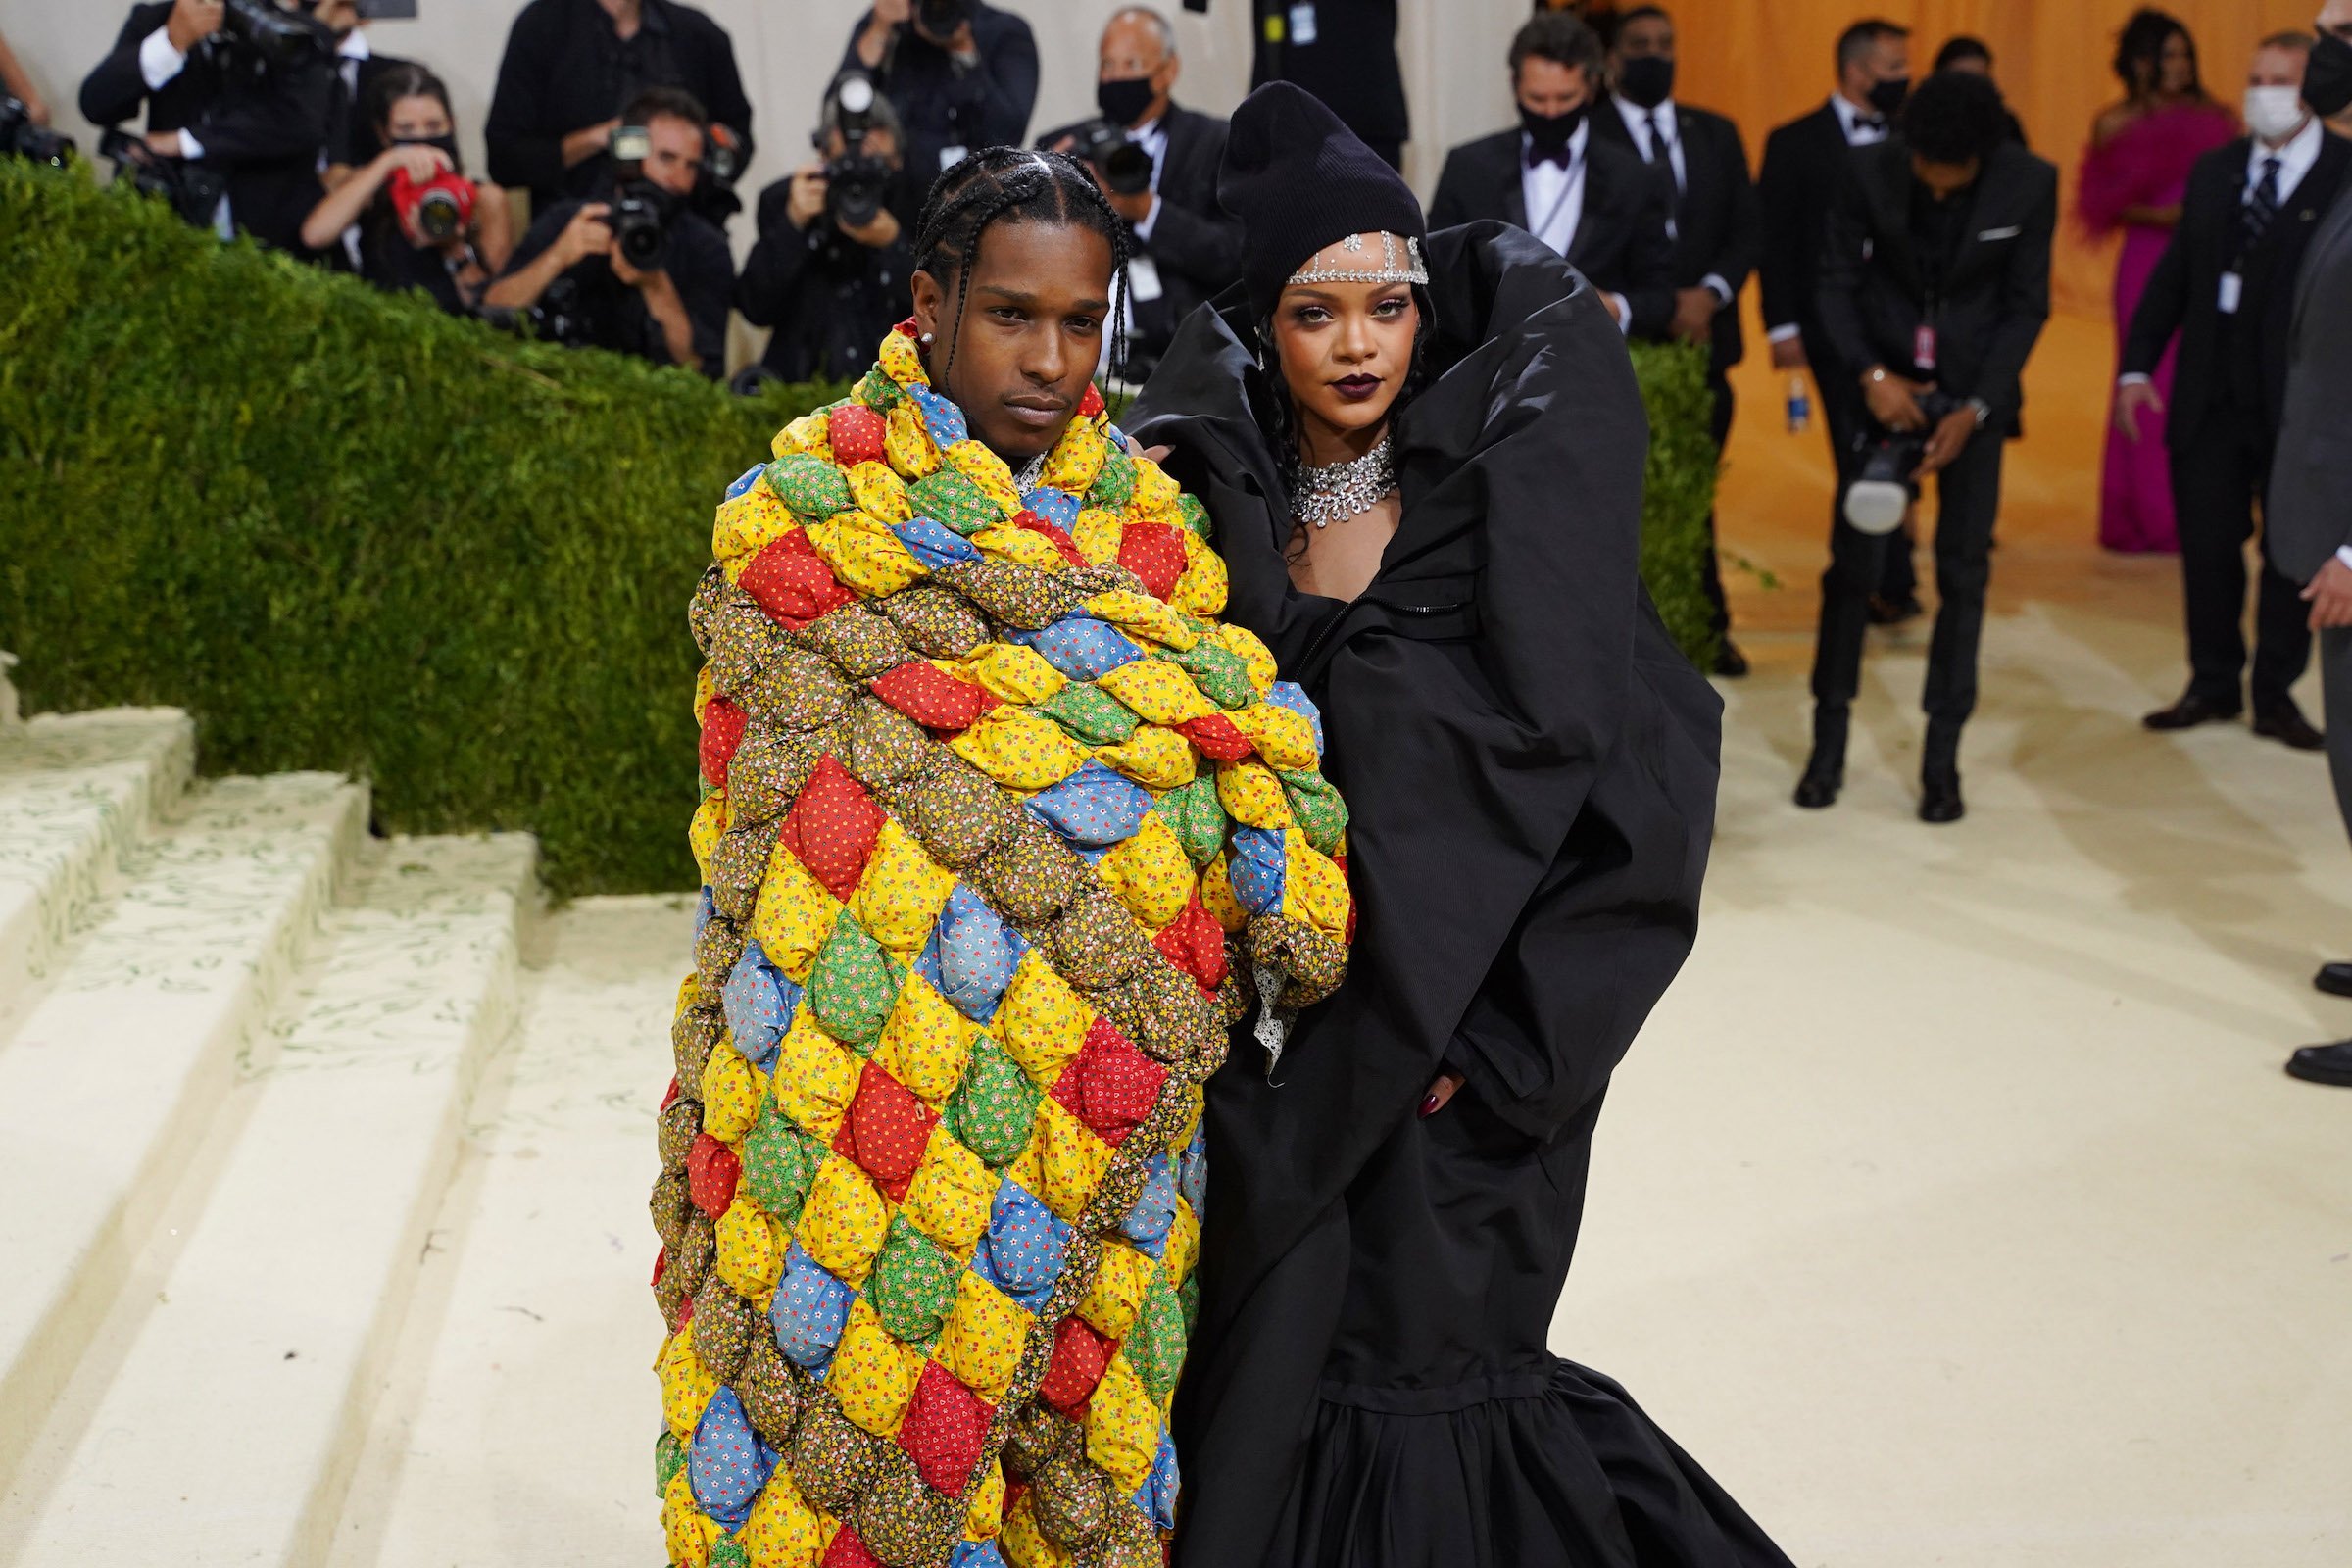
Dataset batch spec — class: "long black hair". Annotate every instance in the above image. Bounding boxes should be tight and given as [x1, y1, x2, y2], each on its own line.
[2114, 8, 2203, 99]
[908, 147, 1133, 391]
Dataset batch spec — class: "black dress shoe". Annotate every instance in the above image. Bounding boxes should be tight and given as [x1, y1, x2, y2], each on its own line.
[2285, 1041, 2352, 1087]
[1919, 770, 1965, 823]
[1793, 770, 1840, 808]
[1867, 593, 1925, 626]
[2253, 704, 2325, 751]
[2314, 962, 2352, 998]
[1711, 639, 1750, 678]
[2143, 691, 2242, 731]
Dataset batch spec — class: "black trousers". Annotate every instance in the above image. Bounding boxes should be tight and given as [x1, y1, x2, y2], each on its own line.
[1700, 376, 1734, 639]
[1805, 339, 1918, 605]
[1810, 428, 2005, 730]
[2170, 400, 2311, 712]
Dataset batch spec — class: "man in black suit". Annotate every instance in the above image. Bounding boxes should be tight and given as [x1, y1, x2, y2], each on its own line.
[2119, 31, 2347, 749]
[1796, 71, 2055, 823]
[79, 0, 337, 254]
[1250, 0, 1407, 171]
[1038, 7, 1242, 378]
[1592, 3, 1759, 674]
[1760, 18, 1922, 621]
[1430, 11, 1674, 339]
[843, 0, 1037, 212]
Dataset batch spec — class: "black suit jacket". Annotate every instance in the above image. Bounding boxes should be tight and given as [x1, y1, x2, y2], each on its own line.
[1038, 103, 1242, 368]
[1250, 0, 1407, 147]
[1591, 96, 1760, 372]
[331, 51, 417, 172]
[79, 1, 335, 253]
[1815, 138, 2058, 434]
[839, 0, 1036, 207]
[1428, 127, 1676, 338]
[1757, 101, 1863, 349]
[2121, 130, 2352, 448]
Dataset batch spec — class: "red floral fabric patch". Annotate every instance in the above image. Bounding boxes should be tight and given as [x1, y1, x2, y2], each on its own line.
[1011, 510, 1090, 570]
[1116, 521, 1187, 602]
[1178, 712, 1254, 762]
[1151, 895, 1228, 995]
[699, 696, 748, 787]
[870, 661, 997, 733]
[831, 1060, 940, 1203]
[741, 533, 858, 628]
[687, 1132, 742, 1217]
[897, 1360, 995, 1494]
[1038, 1313, 1115, 1416]
[1047, 1018, 1167, 1148]
[780, 756, 885, 901]
[828, 404, 890, 467]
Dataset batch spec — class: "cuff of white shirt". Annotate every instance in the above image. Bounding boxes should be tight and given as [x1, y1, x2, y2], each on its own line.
[1767, 322, 1801, 344]
[1607, 293, 1633, 335]
[139, 26, 189, 92]
[2335, 546, 2352, 574]
[177, 125, 206, 160]
[2117, 371, 2154, 388]
[1702, 273, 1733, 308]
[1130, 194, 1162, 245]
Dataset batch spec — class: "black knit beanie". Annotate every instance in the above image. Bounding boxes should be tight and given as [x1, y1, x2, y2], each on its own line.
[1218, 81, 1428, 325]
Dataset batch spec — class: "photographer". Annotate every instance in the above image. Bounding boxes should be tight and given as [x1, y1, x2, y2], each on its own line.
[299, 64, 514, 315]
[79, 0, 337, 252]
[842, 0, 1038, 202]
[1, 25, 53, 131]
[1036, 7, 1240, 375]
[738, 76, 913, 386]
[485, 0, 753, 222]
[485, 86, 733, 377]
[1794, 70, 2055, 823]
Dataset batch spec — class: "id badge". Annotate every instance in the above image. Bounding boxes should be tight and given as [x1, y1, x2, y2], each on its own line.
[939, 143, 968, 172]
[1289, 3, 1319, 45]
[1913, 323, 1938, 371]
[2218, 271, 2243, 315]
[1126, 255, 1165, 303]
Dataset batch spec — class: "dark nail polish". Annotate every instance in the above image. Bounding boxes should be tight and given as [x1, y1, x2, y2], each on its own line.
[1418, 1093, 1440, 1118]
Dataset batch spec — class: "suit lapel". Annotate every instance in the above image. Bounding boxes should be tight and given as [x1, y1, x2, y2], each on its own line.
[2297, 179, 2352, 329]
[1499, 136, 1528, 228]
[1568, 152, 1607, 267]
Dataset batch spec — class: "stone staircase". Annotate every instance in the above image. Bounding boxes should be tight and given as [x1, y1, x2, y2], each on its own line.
[0, 662, 600, 1566]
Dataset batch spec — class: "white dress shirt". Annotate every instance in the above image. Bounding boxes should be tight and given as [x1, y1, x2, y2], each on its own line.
[1520, 119, 1631, 332]
[137, 26, 232, 237]
[1769, 95, 1888, 344]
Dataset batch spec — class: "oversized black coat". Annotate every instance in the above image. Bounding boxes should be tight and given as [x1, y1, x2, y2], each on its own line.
[1129, 222, 1726, 1562]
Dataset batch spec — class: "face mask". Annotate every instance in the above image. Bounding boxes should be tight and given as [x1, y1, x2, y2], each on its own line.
[2307, 31, 2352, 120]
[2244, 84, 2309, 143]
[1097, 75, 1155, 127]
[392, 133, 462, 167]
[1519, 101, 1586, 155]
[1866, 75, 1911, 118]
[1616, 54, 1675, 110]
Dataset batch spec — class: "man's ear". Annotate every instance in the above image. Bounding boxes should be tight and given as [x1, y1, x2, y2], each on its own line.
[911, 268, 944, 345]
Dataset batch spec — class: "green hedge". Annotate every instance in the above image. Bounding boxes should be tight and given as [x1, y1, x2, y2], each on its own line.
[0, 160, 1716, 896]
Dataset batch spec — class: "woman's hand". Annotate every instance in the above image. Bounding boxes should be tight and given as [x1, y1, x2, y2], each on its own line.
[1419, 1071, 1465, 1118]
[382, 143, 453, 183]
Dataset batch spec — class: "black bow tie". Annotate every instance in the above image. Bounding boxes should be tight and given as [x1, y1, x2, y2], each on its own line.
[1854, 114, 1888, 133]
[1526, 141, 1576, 170]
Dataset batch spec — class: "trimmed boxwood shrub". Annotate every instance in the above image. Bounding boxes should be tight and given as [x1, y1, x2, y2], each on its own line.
[0, 160, 1716, 895]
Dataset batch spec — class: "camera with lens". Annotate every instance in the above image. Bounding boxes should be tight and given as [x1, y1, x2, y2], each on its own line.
[0, 97, 75, 172]
[608, 123, 677, 270]
[100, 125, 226, 225]
[1843, 388, 1966, 534]
[821, 73, 894, 231]
[1065, 118, 1153, 196]
[478, 281, 593, 349]
[914, 0, 972, 40]
[389, 165, 474, 245]
[204, 0, 333, 85]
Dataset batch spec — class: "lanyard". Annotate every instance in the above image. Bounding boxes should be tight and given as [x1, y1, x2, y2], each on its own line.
[1530, 152, 1585, 250]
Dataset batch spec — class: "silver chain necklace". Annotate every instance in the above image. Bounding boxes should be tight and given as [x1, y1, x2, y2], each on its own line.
[1294, 435, 1396, 529]
[1012, 452, 1050, 492]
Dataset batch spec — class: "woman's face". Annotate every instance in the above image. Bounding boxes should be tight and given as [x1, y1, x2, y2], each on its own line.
[383, 94, 453, 143]
[1270, 235, 1421, 448]
[911, 218, 1114, 462]
[2146, 30, 2194, 94]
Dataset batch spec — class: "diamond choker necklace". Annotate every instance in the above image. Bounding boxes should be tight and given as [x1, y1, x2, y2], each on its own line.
[1294, 435, 1396, 529]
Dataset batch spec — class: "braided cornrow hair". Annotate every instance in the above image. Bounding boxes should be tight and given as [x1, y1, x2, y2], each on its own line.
[909, 146, 1134, 392]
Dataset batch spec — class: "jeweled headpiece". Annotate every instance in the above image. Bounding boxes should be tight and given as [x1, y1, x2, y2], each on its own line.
[1286, 231, 1430, 288]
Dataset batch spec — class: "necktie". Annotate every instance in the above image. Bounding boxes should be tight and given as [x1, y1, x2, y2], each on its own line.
[2242, 155, 2282, 252]
[1644, 110, 1684, 193]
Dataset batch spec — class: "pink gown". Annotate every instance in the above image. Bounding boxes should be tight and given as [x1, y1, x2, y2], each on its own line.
[2077, 101, 2240, 553]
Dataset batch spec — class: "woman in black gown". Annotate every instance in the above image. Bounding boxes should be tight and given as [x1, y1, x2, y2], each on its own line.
[1128, 84, 1796, 1568]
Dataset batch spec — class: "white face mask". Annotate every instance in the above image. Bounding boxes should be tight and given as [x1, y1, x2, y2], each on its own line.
[2244, 83, 2309, 144]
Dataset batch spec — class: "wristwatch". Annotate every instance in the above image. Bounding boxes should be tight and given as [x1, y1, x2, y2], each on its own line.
[1966, 397, 1991, 429]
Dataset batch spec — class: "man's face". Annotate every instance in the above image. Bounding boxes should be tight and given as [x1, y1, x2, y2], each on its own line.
[1614, 14, 1673, 69]
[1845, 34, 1910, 96]
[910, 220, 1114, 461]
[2252, 44, 2308, 91]
[2319, 1, 2352, 43]
[1912, 155, 1981, 200]
[821, 124, 903, 172]
[1516, 57, 1592, 118]
[1099, 15, 1178, 122]
[639, 114, 706, 198]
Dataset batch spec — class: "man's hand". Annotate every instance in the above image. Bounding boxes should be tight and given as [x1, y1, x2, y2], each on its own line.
[2114, 380, 2166, 444]
[857, 0, 910, 66]
[2306, 558, 2352, 630]
[1670, 287, 1718, 344]
[938, 21, 979, 59]
[556, 202, 616, 269]
[839, 204, 902, 249]
[1601, 292, 1627, 326]
[1862, 368, 1931, 431]
[167, 0, 225, 53]
[785, 164, 828, 229]
[613, 248, 669, 291]
[144, 129, 186, 158]
[560, 119, 620, 171]
[1770, 336, 1808, 371]
[1915, 408, 1978, 477]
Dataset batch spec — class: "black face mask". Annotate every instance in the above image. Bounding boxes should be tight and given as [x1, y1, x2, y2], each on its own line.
[1616, 55, 1675, 111]
[1519, 101, 1587, 155]
[1097, 75, 1156, 127]
[392, 133, 462, 169]
[1866, 75, 1911, 118]
[2307, 32, 2352, 120]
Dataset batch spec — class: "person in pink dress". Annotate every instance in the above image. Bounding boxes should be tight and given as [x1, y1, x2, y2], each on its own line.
[2079, 8, 2239, 554]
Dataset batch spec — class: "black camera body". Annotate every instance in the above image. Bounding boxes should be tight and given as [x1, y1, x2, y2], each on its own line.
[1066, 118, 1152, 196]
[607, 124, 677, 270]
[204, 0, 332, 86]
[914, 0, 972, 40]
[1843, 388, 1967, 534]
[821, 73, 892, 231]
[0, 97, 75, 171]
[99, 125, 226, 225]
